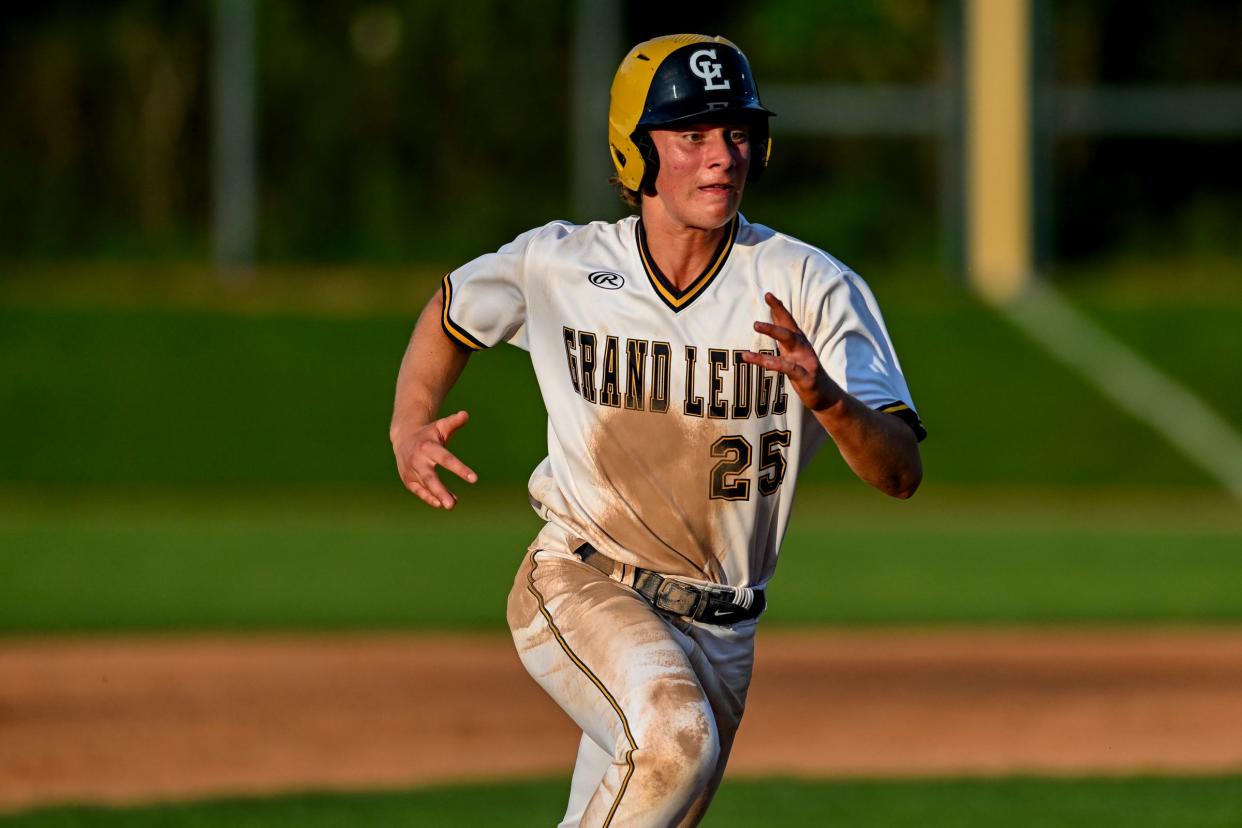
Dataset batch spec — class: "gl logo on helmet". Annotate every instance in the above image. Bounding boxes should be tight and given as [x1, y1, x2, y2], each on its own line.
[689, 49, 731, 91]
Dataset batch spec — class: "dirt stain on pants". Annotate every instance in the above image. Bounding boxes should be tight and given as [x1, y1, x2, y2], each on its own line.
[508, 542, 756, 828]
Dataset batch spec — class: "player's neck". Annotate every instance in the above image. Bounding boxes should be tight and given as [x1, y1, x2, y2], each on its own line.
[639, 204, 733, 292]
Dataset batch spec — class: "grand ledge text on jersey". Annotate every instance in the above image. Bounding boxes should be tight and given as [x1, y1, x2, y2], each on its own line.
[559, 331, 789, 420]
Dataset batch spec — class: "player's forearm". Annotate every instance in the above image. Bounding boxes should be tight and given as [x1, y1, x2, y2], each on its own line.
[389, 291, 471, 441]
[811, 394, 923, 499]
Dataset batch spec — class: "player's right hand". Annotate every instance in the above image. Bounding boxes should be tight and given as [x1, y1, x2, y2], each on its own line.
[391, 409, 478, 510]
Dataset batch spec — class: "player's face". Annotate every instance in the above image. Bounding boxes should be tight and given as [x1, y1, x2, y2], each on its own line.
[648, 122, 752, 231]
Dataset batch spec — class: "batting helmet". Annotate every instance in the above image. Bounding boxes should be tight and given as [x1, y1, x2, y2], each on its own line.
[608, 34, 775, 194]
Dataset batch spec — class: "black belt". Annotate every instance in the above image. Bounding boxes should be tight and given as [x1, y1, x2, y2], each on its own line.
[573, 543, 765, 626]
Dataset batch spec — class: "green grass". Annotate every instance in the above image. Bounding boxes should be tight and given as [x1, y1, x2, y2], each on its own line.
[0, 489, 539, 633]
[2, 279, 1238, 490]
[3, 486, 1239, 633]
[779, 490, 1242, 625]
[5, 776, 1242, 827]
[0, 305, 548, 488]
[876, 297, 1214, 487]
[1051, 257, 1242, 437]
[1066, 302, 1242, 432]
[2, 268, 1241, 634]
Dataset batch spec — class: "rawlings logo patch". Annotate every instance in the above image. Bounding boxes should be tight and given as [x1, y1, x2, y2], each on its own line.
[588, 271, 625, 290]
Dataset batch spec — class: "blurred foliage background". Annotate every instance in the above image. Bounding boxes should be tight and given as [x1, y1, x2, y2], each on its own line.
[3, 0, 1239, 266]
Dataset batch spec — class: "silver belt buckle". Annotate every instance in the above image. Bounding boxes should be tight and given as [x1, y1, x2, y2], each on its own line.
[656, 578, 704, 617]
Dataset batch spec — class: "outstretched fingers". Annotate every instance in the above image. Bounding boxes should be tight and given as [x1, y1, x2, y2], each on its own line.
[750, 292, 813, 363]
[433, 409, 478, 484]
[424, 440, 478, 485]
[399, 409, 478, 509]
[745, 292, 838, 411]
[739, 348, 811, 383]
[403, 456, 454, 508]
[437, 409, 471, 441]
[763, 291, 801, 331]
[751, 319, 798, 348]
[405, 477, 445, 509]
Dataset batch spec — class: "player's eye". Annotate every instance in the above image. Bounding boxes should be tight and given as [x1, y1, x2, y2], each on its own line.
[728, 129, 749, 144]
[683, 132, 704, 143]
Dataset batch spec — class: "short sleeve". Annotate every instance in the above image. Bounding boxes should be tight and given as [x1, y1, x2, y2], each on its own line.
[800, 261, 927, 442]
[441, 223, 566, 351]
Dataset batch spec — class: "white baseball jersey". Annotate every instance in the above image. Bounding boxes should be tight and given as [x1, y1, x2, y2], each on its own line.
[442, 214, 924, 590]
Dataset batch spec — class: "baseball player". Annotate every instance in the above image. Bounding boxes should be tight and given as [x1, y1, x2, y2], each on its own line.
[391, 34, 925, 827]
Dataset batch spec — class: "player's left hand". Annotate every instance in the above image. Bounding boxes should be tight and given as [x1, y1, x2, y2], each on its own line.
[741, 292, 843, 413]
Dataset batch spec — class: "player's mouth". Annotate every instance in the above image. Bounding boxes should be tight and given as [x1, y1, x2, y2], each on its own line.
[698, 182, 736, 195]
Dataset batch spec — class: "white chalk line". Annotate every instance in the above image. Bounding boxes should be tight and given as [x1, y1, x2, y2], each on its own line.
[1001, 280, 1242, 505]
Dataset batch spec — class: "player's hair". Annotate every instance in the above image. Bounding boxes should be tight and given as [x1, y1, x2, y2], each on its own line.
[610, 175, 642, 209]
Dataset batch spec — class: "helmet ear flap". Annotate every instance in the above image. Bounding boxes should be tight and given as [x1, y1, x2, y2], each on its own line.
[633, 130, 660, 195]
[747, 122, 772, 183]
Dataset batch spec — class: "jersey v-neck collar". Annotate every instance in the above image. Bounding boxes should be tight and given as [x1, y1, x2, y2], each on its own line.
[634, 215, 739, 313]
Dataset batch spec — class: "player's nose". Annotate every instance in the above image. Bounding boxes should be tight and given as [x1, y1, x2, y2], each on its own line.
[705, 129, 747, 175]
[703, 129, 737, 169]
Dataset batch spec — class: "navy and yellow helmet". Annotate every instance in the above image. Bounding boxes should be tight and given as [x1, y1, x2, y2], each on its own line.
[608, 34, 775, 193]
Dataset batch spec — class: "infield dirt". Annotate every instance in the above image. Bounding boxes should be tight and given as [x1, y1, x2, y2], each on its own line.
[2, 630, 1242, 812]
